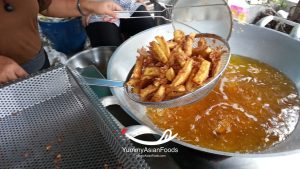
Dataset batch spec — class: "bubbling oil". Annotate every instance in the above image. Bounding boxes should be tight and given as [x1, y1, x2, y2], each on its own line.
[147, 55, 300, 153]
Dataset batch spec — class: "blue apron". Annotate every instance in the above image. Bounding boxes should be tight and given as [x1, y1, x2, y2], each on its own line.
[21, 48, 47, 74]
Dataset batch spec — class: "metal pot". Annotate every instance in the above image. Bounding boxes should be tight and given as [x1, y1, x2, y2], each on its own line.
[103, 22, 300, 157]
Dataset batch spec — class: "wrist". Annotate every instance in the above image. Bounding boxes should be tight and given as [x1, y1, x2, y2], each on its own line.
[77, 0, 91, 16]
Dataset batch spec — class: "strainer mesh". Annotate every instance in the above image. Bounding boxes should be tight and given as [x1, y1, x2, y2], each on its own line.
[126, 33, 230, 108]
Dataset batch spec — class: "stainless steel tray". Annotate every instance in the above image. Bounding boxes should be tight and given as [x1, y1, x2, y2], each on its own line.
[0, 65, 149, 169]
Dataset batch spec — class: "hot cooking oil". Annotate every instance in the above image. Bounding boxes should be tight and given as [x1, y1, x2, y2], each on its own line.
[147, 55, 300, 152]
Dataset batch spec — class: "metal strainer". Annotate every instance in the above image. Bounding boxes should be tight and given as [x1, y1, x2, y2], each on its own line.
[0, 66, 149, 169]
[81, 32, 230, 108]
[128, 33, 231, 108]
[81, 0, 232, 108]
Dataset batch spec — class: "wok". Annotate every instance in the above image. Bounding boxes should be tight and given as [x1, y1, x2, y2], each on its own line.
[103, 22, 300, 157]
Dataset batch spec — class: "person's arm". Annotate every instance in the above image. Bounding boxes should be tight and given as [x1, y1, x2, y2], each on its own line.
[40, 0, 122, 18]
[0, 55, 28, 84]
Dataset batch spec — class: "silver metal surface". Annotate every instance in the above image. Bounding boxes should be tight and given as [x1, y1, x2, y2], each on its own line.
[172, 0, 233, 40]
[154, 0, 178, 6]
[0, 66, 149, 169]
[107, 22, 300, 156]
[66, 46, 117, 76]
[115, 9, 172, 21]
[100, 96, 120, 107]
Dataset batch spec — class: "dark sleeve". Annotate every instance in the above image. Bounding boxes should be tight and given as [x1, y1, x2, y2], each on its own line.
[38, 0, 52, 12]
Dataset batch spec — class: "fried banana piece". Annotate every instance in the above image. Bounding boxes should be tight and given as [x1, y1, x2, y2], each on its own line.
[198, 37, 207, 47]
[204, 47, 212, 56]
[211, 60, 221, 77]
[174, 53, 186, 67]
[140, 85, 159, 101]
[171, 59, 194, 86]
[192, 47, 212, 58]
[173, 47, 188, 67]
[186, 68, 198, 92]
[153, 77, 168, 86]
[166, 67, 175, 81]
[127, 78, 141, 94]
[174, 30, 185, 43]
[132, 87, 141, 94]
[168, 51, 176, 66]
[209, 49, 223, 61]
[140, 76, 154, 89]
[209, 49, 224, 77]
[167, 41, 177, 49]
[137, 47, 150, 57]
[193, 58, 211, 85]
[153, 80, 160, 87]
[175, 85, 186, 92]
[131, 55, 144, 79]
[183, 33, 196, 56]
[150, 41, 168, 63]
[127, 78, 140, 87]
[155, 36, 170, 58]
[151, 85, 166, 102]
[143, 67, 161, 77]
[166, 85, 186, 93]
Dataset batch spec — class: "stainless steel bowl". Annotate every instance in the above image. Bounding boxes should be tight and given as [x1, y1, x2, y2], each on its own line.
[66, 46, 117, 76]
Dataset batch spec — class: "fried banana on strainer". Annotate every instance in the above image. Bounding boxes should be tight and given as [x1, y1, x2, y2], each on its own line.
[127, 30, 224, 102]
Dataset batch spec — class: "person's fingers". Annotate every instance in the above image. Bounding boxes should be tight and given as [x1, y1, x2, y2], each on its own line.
[88, 1, 123, 18]
[111, 3, 123, 11]
[85, 15, 91, 26]
[109, 18, 118, 23]
[0, 55, 27, 84]
[7, 73, 18, 81]
[103, 2, 123, 18]
[103, 16, 118, 23]
[104, 9, 118, 19]
[0, 70, 17, 83]
[15, 66, 28, 78]
[0, 76, 9, 84]
[81, 15, 89, 27]
[102, 16, 110, 22]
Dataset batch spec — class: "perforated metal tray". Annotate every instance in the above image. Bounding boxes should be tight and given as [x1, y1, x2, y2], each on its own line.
[0, 65, 149, 169]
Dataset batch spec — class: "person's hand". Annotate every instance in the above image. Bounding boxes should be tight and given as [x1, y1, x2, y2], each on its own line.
[81, 0, 123, 19]
[81, 15, 91, 27]
[0, 55, 28, 84]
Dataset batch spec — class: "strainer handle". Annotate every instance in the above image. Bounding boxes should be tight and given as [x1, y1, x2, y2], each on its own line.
[82, 76, 124, 87]
[100, 96, 159, 136]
